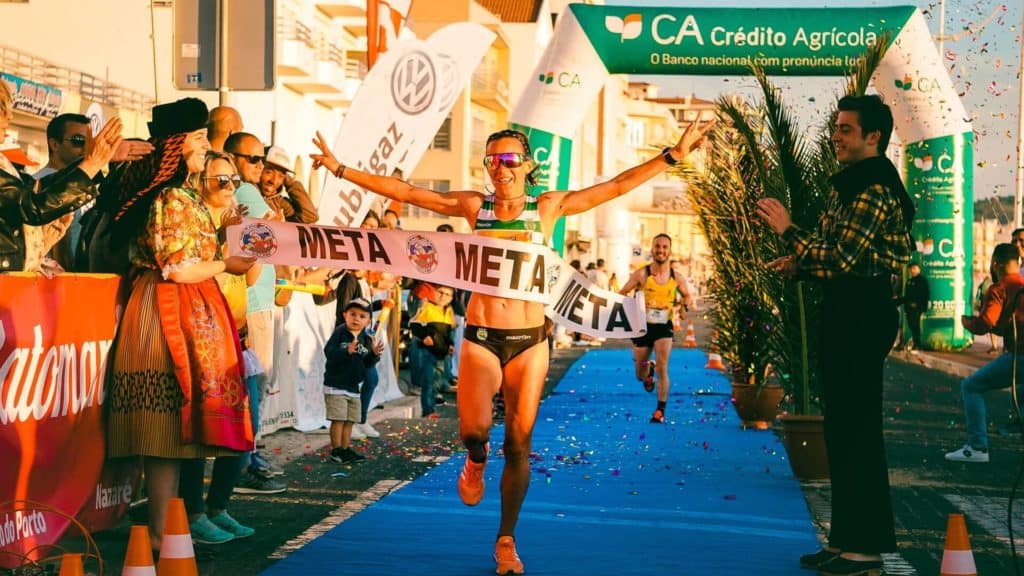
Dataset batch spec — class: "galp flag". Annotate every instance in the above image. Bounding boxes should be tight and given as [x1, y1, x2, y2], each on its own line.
[367, 0, 412, 68]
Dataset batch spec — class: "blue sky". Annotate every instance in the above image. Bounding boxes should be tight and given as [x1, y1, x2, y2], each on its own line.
[615, 0, 1019, 200]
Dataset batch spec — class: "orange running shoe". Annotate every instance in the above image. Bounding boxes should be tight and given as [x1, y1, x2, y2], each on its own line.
[458, 444, 488, 506]
[494, 535, 525, 575]
[650, 409, 665, 423]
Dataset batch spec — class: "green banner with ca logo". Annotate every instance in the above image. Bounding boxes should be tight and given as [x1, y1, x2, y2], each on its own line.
[511, 3, 974, 350]
[574, 5, 914, 76]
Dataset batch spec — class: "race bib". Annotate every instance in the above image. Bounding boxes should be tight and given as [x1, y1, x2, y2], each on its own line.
[646, 308, 669, 324]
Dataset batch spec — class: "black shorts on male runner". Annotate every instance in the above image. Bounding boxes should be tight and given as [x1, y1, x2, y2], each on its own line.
[631, 321, 673, 349]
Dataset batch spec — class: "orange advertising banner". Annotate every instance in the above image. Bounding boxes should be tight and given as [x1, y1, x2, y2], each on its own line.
[0, 274, 136, 568]
[367, 0, 412, 68]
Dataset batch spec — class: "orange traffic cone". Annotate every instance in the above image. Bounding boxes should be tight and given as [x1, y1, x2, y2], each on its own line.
[58, 553, 84, 576]
[157, 498, 198, 576]
[704, 329, 726, 370]
[940, 513, 977, 576]
[682, 320, 698, 348]
[124, 524, 157, 576]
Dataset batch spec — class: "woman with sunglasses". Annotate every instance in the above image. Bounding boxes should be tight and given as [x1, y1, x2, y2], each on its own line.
[310, 121, 712, 574]
[105, 98, 257, 552]
[176, 152, 269, 544]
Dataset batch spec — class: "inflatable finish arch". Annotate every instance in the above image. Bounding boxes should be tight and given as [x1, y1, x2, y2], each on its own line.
[511, 4, 973, 350]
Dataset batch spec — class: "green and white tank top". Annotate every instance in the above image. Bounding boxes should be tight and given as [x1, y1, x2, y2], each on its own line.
[473, 194, 546, 245]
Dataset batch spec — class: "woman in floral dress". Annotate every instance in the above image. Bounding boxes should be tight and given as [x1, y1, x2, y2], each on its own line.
[106, 98, 256, 551]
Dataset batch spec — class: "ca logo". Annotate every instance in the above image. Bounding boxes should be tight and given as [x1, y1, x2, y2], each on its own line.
[605, 13, 642, 41]
[391, 50, 436, 115]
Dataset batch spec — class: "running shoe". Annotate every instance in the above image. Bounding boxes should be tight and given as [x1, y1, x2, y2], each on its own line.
[650, 409, 665, 423]
[494, 535, 525, 575]
[342, 448, 366, 464]
[643, 363, 655, 393]
[458, 444, 488, 506]
[944, 444, 989, 463]
[208, 511, 255, 539]
[189, 514, 234, 545]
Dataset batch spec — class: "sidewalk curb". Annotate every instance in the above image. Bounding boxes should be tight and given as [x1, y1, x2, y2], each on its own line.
[891, 350, 978, 379]
[366, 394, 422, 422]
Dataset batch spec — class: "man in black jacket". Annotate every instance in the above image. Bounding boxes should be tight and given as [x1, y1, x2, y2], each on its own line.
[902, 263, 930, 352]
[757, 94, 915, 576]
[0, 80, 123, 272]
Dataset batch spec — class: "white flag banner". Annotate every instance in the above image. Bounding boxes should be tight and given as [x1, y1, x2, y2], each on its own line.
[228, 219, 646, 339]
[317, 23, 496, 228]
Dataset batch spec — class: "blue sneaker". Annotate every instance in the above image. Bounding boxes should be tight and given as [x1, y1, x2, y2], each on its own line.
[190, 514, 234, 544]
[208, 511, 255, 539]
[250, 452, 284, 477]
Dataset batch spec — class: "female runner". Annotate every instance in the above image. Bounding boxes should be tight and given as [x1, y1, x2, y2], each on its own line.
[310, 120, 712, 574]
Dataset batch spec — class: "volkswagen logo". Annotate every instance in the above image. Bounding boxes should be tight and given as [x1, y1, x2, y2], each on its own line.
[391, 50, 436, 115]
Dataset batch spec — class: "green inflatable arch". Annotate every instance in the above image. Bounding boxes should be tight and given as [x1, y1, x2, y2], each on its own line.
[511, 3, 973, 350]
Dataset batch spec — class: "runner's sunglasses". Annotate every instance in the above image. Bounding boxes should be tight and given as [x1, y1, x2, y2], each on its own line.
[483, 152, 528, 169]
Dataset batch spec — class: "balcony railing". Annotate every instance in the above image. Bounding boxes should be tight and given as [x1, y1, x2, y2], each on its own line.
[297, 45, 365, 103]
[470, 68, 509, 112]
[277, 13, 315, 77]
[314, 0, 366, 19]
[0, 45, 154, 114]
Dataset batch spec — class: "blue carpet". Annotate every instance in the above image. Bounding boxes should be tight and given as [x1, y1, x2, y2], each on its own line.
[263, 348, 819, 575]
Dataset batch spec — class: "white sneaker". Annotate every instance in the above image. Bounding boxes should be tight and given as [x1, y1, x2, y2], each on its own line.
[350, 425, 367, 440]
[361, 423, 381, 438]
[945, 444, 989, 463]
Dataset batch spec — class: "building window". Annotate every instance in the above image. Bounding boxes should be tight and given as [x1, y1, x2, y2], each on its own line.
[405, 180, 451, 219]
[431, 116, 452, 150]
[625, 119, 644, 149]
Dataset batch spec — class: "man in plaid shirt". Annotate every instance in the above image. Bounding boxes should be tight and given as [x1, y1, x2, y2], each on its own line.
[757, 94, 916, 576]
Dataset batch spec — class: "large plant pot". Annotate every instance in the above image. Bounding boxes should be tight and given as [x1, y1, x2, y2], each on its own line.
[730, 382, 783, 430]
[777, 414, 830, 480]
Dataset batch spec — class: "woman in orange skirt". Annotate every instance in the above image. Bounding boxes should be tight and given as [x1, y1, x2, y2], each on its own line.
[105, 98, 257, 551]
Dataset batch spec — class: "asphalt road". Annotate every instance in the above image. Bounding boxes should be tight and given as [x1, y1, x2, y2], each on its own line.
[24, 311, 1024, 575]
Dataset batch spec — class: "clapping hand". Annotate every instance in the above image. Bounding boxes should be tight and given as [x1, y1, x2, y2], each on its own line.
[221, 205, 247, 229]
[80, 118, 124, 176]
[112, 139, 155, 162]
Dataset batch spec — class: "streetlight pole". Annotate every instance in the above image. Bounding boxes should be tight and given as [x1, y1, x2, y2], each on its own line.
[937, 0, 945, 56]
[1016, 2, 1024, 226]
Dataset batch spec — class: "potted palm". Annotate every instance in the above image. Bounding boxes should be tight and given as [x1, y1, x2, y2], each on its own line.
[687, 112, 785, 430]
[685, 38, 891, 475]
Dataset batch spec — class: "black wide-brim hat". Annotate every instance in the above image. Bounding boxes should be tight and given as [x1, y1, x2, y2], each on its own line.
[147, 97, 209, 140]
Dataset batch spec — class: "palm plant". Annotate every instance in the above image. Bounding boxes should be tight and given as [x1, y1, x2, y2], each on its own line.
[684, 36, 891, 413]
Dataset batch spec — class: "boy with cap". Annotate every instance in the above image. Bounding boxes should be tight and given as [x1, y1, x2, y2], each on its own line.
[323, 297, 384, 463]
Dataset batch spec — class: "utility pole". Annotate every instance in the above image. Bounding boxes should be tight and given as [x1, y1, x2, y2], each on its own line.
[218, 0, 230, 106]
[1016, 3, 1024, 226]
[937, 0, 946, 55]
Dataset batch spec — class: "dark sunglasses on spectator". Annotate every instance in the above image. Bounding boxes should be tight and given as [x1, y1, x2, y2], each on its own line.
[205, 174, 242, 188]
[483, 152, 527, 169]
[65, 135, 87, 147]
[235, 153, 265, 164]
